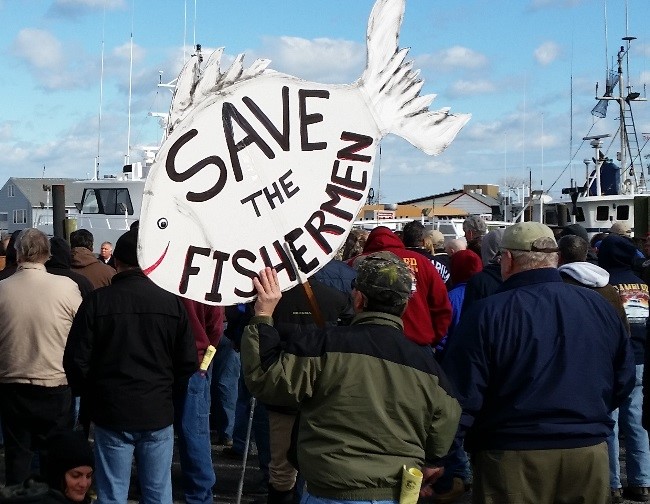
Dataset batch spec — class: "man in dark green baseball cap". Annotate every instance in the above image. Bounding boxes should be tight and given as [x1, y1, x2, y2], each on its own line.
[241, 260, 461, 502]
[353, 251, 413, 315]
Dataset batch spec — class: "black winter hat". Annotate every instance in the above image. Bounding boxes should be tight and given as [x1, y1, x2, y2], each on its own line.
[113, 229, 139, 267]
[560, 223, 589, 242]
[44, 430, 94, 491]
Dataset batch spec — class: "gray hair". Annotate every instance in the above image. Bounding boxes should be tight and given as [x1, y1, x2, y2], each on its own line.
[15, 228, 51, 264]
[463, 215, 487, 236]
[508, 237, 559, 271]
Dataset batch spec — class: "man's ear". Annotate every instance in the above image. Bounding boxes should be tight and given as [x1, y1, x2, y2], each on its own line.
[352, 289, 366, 313]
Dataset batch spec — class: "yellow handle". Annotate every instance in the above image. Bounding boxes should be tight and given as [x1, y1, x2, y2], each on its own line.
[200, 345, 217, 372]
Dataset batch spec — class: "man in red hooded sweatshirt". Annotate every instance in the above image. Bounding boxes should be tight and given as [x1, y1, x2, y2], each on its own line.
[175, 299, 224, 504]
[351, 226, 451, 346]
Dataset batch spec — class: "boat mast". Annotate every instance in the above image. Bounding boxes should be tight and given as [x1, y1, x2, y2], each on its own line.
[95, 2, 107, 181]
[125, 0, 135, 167]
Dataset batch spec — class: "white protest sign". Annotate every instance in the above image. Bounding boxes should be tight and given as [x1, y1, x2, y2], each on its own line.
[137, 0, 470, 305]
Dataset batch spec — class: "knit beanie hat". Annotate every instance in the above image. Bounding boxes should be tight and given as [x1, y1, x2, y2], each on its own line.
[450, 249, 483, 286]
[560, 223, 589, 242]
[44, 430, 95, 491]
[113, 229, 139, 267]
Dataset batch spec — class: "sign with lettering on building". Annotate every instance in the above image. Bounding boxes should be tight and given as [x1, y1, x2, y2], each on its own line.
[137, 0, 470, 305]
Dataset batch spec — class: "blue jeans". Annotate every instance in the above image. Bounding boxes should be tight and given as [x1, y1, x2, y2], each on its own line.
[233, 369, 271, 482]
[300, 491, 396, 504]
[175, 366, 216, 504]
[607, 364, 650, 488]
[94, 424, 174, 504]
[434, 435, 471, 493]
[211, 337, 240, 440]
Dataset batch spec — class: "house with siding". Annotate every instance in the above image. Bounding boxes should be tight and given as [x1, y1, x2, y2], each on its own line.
[398, 184, 502, 219]
[0, 178, 84, 235]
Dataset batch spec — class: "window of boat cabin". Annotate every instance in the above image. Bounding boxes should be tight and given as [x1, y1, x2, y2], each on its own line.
[616, 205, 629, 221]
[81, 188, 134, 215]
[575, 207, 585, 222]
[596, 206, 609, 221]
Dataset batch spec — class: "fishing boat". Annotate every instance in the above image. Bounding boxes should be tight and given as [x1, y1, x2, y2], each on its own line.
[561, 34, 649, 238]
[72, 147, 155, 250]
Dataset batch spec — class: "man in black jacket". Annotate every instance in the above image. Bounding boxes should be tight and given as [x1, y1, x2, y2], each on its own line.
[265, 279, 351, 504]
[63, 229, 197, 504]
[402, 220, 451, 290]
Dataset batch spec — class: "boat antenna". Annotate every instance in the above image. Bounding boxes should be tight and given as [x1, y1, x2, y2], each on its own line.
[570, 37, 574, 185]
[125, 0, 135, 166]
[603, 0, 608, 77]
[183, 0, 187, 62]
[377, 144, 382, 204]
[193, 0, 198, 50]
[96, 1, 107, 181]
[522, 75, 526, 184]
[539, 112, 544, 192]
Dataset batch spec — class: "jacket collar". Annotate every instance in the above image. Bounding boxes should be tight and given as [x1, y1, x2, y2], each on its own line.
[17, 262, 46, 272]
[497, 267, 562, 293]
[351, 311, 404, 330]
[112, 268, 146, 283]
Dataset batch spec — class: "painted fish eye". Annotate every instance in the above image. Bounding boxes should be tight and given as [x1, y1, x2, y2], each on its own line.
[157, 218, 168, 230]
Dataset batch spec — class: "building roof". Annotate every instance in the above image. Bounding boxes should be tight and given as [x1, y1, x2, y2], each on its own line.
[8, 178, 85, 208]
[398, 189, 500, 209]
[449, 191, 500, 208]
[398, 189, 463, 205]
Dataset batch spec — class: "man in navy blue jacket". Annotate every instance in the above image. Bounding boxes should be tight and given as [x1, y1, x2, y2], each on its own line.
[443, 222, 635, 504]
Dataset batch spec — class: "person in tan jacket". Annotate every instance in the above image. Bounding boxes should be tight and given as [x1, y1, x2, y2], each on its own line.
[0, 228, 82, 485]
[69, 229, 115, 289]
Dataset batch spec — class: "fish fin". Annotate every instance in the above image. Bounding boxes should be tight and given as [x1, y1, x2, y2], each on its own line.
[241, 58, 271, 80]
[168, 53, 201, 133]
[216, 53, 245, 89]
[168, 49, 270, 133]
[195, 47, 224, 98]
[360, 0, 470, 155]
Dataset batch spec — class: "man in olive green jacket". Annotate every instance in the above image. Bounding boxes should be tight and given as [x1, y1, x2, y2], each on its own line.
[241, 252, 461, 503]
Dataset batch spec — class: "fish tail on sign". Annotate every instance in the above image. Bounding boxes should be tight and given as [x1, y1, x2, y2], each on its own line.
[360, 0, 471, 155]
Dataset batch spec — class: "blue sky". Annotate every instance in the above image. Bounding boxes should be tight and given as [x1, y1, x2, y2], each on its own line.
[1, 0, 649, 204]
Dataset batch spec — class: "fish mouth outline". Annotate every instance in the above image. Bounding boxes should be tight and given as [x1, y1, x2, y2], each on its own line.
[142, 242, 170, 276]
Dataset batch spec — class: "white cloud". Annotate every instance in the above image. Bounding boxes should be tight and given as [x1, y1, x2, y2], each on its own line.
[640, 71, 650, 87]
[13, 29, 64, 71]
[534, 41, 561, 65]
[394, 158, 456, 175]
[0, 123, 13, 142]
[528, 0, 583, 10]
[255, 36, 364, 84]
[418, 46, 488, 72]
[448, 79, 497, 97]
[48, 0, 126, 19]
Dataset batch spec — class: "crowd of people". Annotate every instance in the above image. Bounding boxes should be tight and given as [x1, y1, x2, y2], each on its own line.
[0, 216, 648, 504]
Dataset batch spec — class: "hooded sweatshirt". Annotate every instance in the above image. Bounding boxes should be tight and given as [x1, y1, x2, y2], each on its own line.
[559, 261, 629, 334]
[598, 235, 648, 363]
[46, 237, 94, 299]
[357, 227, 451, 345]
[70, 247, 115, 290]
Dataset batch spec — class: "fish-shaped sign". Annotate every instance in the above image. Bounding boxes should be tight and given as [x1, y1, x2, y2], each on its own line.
[138, 0, 470, 305]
